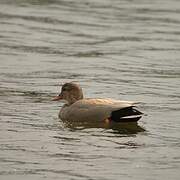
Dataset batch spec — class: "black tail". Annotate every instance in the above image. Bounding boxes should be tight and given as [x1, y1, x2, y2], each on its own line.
[110, 107, 143, 122]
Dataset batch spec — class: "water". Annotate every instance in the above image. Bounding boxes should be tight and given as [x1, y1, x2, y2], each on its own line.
[0, 0, 180, 179]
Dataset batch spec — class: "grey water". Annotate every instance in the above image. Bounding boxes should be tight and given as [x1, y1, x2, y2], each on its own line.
[0, 0, 180, 179]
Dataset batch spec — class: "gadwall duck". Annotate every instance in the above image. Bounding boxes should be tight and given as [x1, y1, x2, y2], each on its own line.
[53, 82, 143, 123]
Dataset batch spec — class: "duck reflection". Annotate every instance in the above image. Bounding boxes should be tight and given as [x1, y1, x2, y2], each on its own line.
[62, 120, 145, 134]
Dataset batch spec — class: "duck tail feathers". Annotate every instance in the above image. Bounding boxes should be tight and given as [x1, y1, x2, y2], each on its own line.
[110, 106, 143, 122]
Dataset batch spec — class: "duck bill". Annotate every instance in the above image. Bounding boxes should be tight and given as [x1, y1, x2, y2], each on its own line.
[52, 95, 62, 101]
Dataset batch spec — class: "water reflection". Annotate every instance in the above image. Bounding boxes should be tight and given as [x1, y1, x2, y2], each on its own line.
[63, 120, 145, 134]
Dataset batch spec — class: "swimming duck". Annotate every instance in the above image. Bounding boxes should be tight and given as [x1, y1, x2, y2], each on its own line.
[52, 82, 143, 123]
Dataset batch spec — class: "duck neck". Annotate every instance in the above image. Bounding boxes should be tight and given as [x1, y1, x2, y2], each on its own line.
[67, 93, 83, 105]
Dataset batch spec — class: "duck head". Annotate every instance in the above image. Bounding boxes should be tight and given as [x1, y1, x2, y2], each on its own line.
[52, 82, 84, 105]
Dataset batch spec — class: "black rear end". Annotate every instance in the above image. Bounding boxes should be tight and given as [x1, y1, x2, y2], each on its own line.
[110, 107, 143, 122]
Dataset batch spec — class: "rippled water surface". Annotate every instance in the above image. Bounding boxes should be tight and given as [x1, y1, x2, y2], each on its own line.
[0, 0, 180, 179]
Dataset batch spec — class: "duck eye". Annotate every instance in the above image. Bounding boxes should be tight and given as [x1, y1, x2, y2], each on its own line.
[62, 87, 69, 91]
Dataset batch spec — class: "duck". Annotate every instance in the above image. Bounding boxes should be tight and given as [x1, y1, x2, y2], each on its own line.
[52, 82, 143, 123]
